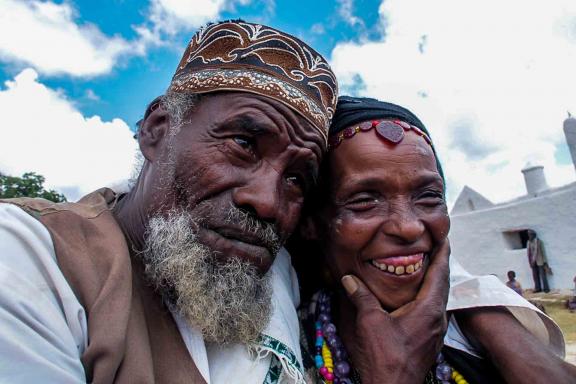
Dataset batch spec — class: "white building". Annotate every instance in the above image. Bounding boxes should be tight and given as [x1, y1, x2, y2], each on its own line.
[449, 115, 576, 290]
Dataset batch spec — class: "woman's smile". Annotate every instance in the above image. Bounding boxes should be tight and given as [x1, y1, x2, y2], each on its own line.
[370, 252, 426, 276]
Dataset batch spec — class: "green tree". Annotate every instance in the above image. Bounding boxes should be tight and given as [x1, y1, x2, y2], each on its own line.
[0, 172, 67, 202]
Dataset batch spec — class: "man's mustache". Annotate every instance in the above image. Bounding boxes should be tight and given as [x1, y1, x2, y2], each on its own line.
[224, 204, 281, 256]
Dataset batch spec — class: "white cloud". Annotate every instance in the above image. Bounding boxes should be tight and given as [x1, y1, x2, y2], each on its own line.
[0, 0, 147, 77]
[311, 23, 325, 35]
[337, 0, 364, 28]
[0, 0, 263, 77]
[331, 0, 576, 205]
[149, 0, 252, 36]
[0, 68, 138, 200]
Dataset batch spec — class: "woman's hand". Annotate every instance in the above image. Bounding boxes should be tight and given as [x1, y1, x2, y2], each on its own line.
[339, 240, 450, 384]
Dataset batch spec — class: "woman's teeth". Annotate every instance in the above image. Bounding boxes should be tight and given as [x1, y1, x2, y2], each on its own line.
[371, 258, 423, 275]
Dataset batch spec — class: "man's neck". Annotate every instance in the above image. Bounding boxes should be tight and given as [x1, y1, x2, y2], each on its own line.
[113, 188, 148, 253]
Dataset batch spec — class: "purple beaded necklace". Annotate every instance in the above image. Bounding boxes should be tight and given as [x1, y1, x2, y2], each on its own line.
[313, 290, 463, 384]
[314, 291, 353, 384]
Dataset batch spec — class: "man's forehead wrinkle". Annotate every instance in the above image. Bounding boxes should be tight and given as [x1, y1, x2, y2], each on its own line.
[233, 93, 320, 137]
[219, 114, 275, 135]
[284, 121, 324, 166]
[245, 95, 324, 163]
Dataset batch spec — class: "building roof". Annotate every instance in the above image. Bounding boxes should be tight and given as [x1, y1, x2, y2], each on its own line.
[450, 185, 494, 215]
[451, 181, 576, 216]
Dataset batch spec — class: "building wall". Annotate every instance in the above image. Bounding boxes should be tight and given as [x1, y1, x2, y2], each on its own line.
[449, 186, 576, 289]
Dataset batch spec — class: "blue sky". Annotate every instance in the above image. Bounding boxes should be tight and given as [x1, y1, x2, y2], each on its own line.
[0, 0, 381, 129]
[1, 0, 575, 204]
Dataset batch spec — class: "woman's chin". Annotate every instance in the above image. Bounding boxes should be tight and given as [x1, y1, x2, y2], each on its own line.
[362, 260, 426, 311]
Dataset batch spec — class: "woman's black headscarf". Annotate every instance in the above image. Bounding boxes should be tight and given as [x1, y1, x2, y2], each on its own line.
[330, 96, 444, 182]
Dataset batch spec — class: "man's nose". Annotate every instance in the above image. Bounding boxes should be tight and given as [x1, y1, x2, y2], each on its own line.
[380, 203, 425, 244]
[231, 168, 281, 225]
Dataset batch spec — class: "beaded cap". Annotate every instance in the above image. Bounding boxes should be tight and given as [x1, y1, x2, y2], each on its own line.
[171, 21, 339, 143]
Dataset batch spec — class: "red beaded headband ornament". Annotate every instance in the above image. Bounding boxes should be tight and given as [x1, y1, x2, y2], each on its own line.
[328, 119, 433, 150]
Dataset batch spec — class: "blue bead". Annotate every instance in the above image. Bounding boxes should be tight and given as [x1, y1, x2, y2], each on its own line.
[315, 356, 323, 368]
[435, 363, 452, 381]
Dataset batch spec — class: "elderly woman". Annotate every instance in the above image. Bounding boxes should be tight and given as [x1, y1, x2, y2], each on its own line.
[289, 96, 575, 383]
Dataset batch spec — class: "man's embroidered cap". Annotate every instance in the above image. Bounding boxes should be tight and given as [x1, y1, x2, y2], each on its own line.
[170, 20, 338, 143]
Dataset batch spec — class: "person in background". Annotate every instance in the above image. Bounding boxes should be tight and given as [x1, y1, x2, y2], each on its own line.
[527, 230, 551, 293]
[506, 270, 523, 296]
[567, 275, 576, 312]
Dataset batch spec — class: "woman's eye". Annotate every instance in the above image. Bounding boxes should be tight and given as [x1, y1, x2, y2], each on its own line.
[417, 191, 444, 205]
[346, 196, 378, 211]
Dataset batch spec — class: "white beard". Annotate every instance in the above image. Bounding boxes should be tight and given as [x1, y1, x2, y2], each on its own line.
[141, 208, 273, 345]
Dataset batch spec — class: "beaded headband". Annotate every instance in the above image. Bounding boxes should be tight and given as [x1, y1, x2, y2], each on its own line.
[328, 119, 433, 150]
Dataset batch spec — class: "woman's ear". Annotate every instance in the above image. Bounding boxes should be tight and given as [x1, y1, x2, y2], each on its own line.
[138, 102, 170, 162]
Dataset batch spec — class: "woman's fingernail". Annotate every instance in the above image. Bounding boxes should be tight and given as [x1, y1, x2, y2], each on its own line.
[341, 275, 358, 295]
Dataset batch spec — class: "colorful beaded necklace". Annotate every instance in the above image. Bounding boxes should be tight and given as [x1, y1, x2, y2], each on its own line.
[313, 291, 469, 384]
[328, 119, 433, 150]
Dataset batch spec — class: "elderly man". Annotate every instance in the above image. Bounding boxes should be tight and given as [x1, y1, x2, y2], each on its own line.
[0, 21, 338, 383]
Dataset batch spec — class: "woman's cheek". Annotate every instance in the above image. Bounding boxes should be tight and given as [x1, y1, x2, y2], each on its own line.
[426, 211, 451, 243]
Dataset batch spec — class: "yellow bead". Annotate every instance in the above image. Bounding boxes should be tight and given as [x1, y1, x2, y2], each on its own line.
[451, 368, 468, 384]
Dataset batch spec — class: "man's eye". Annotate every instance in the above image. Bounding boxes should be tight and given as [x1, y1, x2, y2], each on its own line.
[286, 175, 306, 191]
[232, 136, 255, 151]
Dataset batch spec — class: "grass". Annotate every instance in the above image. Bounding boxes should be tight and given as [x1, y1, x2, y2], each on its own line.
[544, 303, 576, 343]
[523, 291, 576, 363]
[524, 291, 576, 343]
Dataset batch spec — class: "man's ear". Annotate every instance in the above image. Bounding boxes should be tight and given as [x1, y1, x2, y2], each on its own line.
[138, 103, 170, 162]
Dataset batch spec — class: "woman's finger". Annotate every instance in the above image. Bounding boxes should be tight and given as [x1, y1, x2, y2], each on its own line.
[414, 238, 450, 306]
[341, 275, 385, 314]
